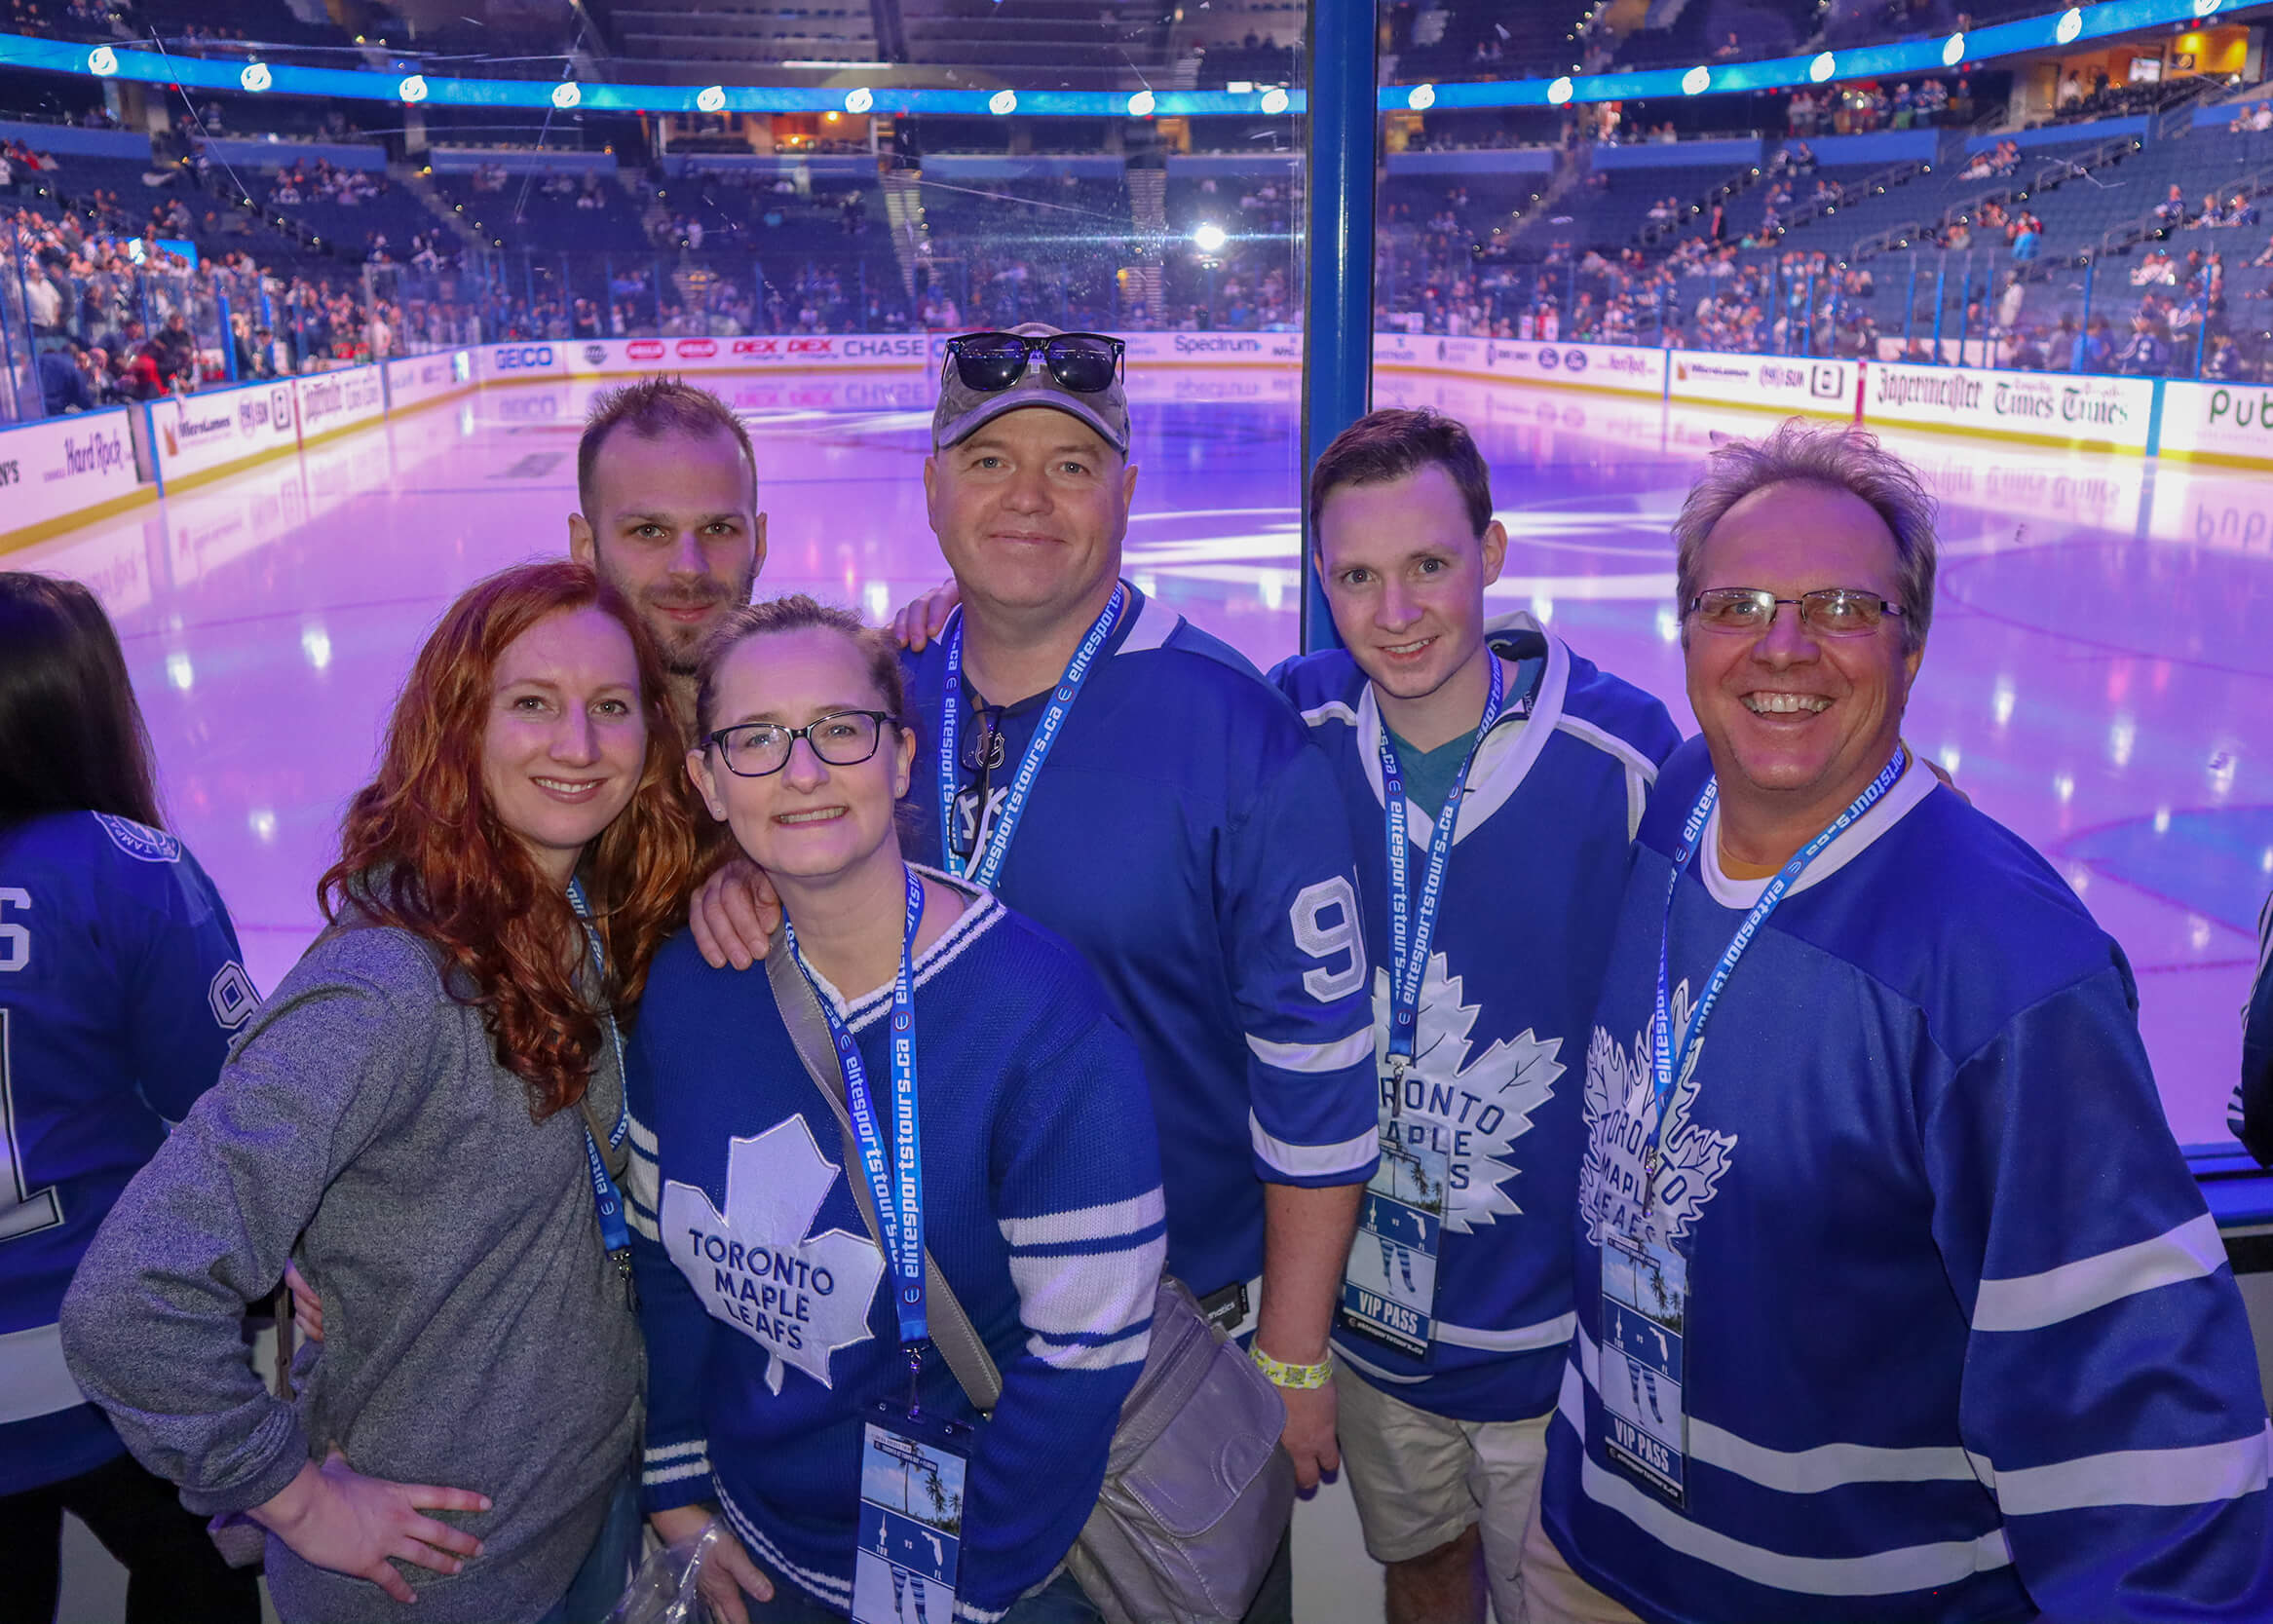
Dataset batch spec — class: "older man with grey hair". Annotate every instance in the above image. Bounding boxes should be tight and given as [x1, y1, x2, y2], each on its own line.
[1524, 419, 2273, 1623]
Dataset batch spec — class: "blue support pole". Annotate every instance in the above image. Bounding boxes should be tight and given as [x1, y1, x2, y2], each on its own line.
[1298, 0, 1374, 654]
[219, 291, 238, 383]
[1801, 264, 1816, 359]
[1930, 260, 1947, 361]
[1955, 252, 1973, 366]
[2078, 260, 2095, 370]
[1903, 254, 1917, 353]
[2194, 304, 2209, 378]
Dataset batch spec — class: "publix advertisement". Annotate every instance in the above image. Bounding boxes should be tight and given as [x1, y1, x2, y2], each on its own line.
[1374, 333, 1668, 397]
[2154, 380, 2273, 467]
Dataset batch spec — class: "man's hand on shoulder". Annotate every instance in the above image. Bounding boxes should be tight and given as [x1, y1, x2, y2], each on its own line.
[890, 579, 961, 652]
[689, 859, 782, 971]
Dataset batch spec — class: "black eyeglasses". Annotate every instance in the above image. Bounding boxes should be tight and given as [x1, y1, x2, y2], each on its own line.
[705, 710, 892, 778]
[943, 330, 1124, 396]
[1686, 587, 1907, 637]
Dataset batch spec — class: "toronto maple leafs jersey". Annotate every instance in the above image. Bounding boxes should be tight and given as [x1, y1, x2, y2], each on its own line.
[625, 878, 1166, 1621]
[0, 812, 252, 1497]
[1272, 616, 1679, 1422]
[901, 584, 1378, 1301]
[1543, 736, 2273, 1622]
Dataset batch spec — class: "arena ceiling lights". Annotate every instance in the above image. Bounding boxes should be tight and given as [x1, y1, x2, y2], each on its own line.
[0, 0, 2230, 119]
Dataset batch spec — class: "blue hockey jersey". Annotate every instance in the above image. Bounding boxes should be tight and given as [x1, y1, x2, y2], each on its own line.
[625, 877, 1165, 1621]
[0, 812, 252, 1496]
[900, 584, 1379, 1301]
[1272, 616, 1679, 1422]
[1543, 736, 2273, 1622]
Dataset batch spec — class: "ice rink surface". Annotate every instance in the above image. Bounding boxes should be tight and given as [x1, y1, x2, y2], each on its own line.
[13, 364, 2269, 1149]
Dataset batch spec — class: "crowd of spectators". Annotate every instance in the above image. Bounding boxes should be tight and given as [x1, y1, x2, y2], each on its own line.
[1787, 77, 1962, 135]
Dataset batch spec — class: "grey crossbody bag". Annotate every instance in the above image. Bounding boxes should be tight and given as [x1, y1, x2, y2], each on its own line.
[765, 937, 1295, 1623]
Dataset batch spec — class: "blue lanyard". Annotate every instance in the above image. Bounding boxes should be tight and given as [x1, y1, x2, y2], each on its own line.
[788, 865, 928, 1352]
[565, 880, 631, 1258]
[935, 583, 1126, 891]
[1381, 654, 1507, 1078]
[1647, 748, 1907, 1181]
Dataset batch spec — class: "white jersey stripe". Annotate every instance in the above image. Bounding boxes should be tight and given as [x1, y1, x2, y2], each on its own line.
[1576, 1451, 2013, 1594]
[1436, 1310, 1578, 1354]
[645, 1439, 707, 1462]
[1976, 1424, 2272, 1515]
[1249, 1114, 1379, 1179]
[1245, 1025, 1374, 1074]
[1576, 1329, 1981, 1492]
[999, 1189, 1166, 1249]
[1972, 1212, 2227, 1333]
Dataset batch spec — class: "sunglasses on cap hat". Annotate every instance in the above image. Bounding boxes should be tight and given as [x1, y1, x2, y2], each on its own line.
[941, 330, 1125, 396]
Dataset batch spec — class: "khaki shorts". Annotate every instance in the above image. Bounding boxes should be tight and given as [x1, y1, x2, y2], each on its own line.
[1519, 1491, 1647, 1624]
[1337, 1372, 1551, 1624]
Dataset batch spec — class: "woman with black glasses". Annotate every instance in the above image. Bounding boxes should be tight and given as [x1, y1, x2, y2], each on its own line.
[626, 596, 1163, 1624]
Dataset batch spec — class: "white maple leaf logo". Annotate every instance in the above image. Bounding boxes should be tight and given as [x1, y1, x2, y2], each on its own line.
[1372, 955, 1565, 1233]
[1578, 980, 1737, 1250]
[662, 1116, 886, 1395]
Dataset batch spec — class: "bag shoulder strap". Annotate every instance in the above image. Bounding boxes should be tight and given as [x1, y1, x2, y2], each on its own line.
[763, 934, 1004, 1414]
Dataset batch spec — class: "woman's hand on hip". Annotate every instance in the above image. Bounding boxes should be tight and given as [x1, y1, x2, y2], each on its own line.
[249, 1447, 489, 1605]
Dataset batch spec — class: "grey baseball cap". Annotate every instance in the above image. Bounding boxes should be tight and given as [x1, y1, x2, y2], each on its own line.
[931, 322, 1130, 455]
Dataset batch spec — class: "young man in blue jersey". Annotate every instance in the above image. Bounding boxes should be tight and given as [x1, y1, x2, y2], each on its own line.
[693, 326, 1380, 1619]
[1269, 410, 1680, 1624]
[1534, 419, 2273, 1623]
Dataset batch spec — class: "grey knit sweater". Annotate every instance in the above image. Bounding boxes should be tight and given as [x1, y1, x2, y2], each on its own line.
[61, 921, 643, 1624]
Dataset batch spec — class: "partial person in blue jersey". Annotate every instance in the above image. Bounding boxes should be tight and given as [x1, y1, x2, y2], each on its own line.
[693, 329, 1381, 1613]
[1268, 412, 1680, 1624]
[0, 573, 260, 1624]
[64, 562, 703, 1624]
[2235, 889, 2273, 1165]
[628, 598, 1162, 1623]
[1531, 420, 2273, 1623]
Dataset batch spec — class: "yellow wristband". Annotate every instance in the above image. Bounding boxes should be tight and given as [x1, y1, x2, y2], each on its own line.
[1250, 1345, 1333, 1389]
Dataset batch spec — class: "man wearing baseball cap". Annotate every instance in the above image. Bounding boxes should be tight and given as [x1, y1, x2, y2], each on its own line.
[692, 325, 1377, 1620]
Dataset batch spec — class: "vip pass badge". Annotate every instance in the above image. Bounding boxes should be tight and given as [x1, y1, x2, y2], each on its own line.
[787, 868, 975, 1623]
[1600, 746, 1906, 1507]
[1340, 656, 1506, 1359]
[935, 584, 1126, 892]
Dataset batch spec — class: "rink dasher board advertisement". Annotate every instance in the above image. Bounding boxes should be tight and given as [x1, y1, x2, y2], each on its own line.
[294, 364, 387, 446]
[383, 349, 475, 414]
[1373, 333, 1668, 397]
[1667, 352, 1857, 418]
[1860, 362, 2157, 453]
[2154, 381, 2273, 469]
[140, 379, 303, 493]
[0, 406, 152, 550]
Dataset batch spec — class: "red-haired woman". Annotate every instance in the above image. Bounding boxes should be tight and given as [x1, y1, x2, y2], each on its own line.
[61, 561, 701, 1624]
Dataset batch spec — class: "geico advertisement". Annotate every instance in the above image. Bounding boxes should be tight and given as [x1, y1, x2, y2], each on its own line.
[147, 381, 302, 482]
[385, 349, 474, 412]
[0, 407, 147, 539]
[477, 342, 566, 380]
[1669, 353, 1852, 414]
[295, 365, 387, 438]
[2155, 381, 2273, 467]
[1863, 362, 2155, 451]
